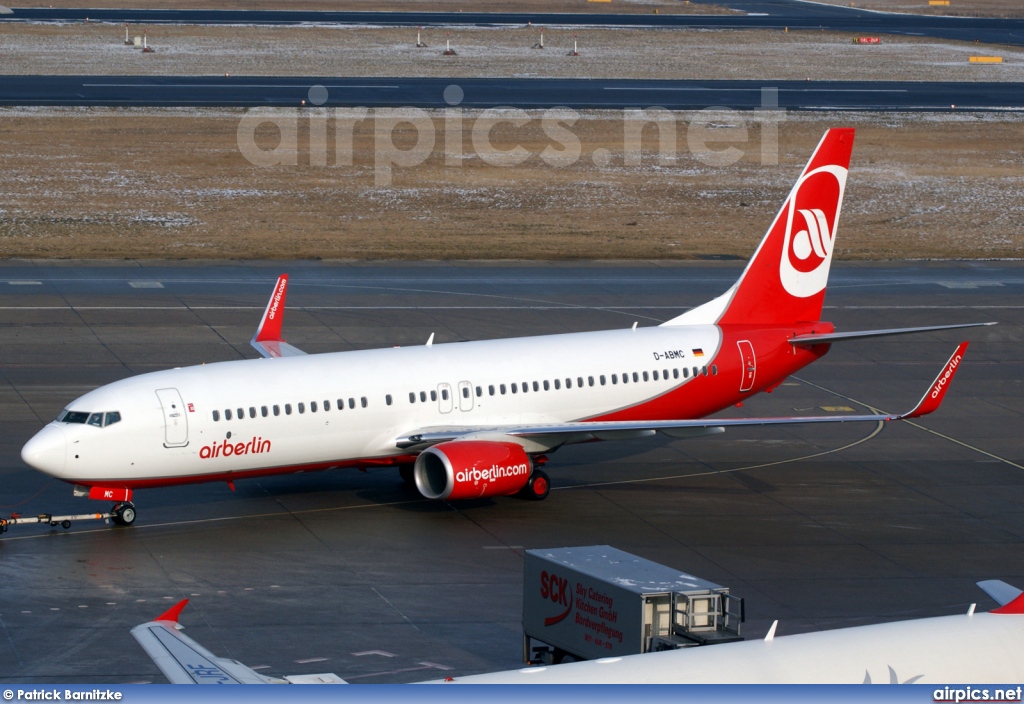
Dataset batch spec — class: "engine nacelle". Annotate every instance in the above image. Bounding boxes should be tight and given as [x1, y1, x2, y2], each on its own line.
[414, 440, 533, 500]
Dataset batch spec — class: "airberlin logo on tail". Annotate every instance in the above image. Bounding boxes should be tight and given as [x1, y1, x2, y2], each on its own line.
[456, 463, 529, 484]
[199, 437, 271, 460]
[930, 353, 962, 399]
[779, 165, 847, 298]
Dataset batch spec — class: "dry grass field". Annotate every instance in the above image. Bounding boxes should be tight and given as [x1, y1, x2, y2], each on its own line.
[1, 23, 1021, 81]
[0, 9, 1020, 262]
[5, 0, 731, 13]
[0, 108, 1020, 260]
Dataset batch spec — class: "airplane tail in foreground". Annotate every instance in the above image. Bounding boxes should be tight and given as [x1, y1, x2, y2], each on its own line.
[663, 128, 855, 328]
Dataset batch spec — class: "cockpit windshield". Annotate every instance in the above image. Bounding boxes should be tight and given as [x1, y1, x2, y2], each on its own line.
[57, 410, 90, 424]
[57, 410, 122, 427]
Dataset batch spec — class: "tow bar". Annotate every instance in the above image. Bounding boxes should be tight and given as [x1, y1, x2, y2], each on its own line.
[1, 511, 115, 533]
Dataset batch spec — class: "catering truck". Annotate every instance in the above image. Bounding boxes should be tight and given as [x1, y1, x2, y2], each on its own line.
[523, 546, 743, 663]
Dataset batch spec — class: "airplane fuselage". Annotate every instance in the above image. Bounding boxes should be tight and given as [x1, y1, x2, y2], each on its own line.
[26, 321, 830, 490]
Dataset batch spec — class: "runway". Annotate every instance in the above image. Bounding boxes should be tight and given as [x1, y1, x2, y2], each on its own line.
[3, 76, 1022, 110]
[0, 260, 1020, 684]
[4, 5, 1024, 48]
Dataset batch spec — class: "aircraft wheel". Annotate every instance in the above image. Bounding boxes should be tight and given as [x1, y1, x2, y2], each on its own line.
[61, 520, 71, 530]
[113, 502, 137, 526]
[524, 470, 550, 501]
[398, 464, 415, 486]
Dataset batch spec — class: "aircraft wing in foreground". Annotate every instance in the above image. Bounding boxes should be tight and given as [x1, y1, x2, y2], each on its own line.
[133, 582, 1024, 684]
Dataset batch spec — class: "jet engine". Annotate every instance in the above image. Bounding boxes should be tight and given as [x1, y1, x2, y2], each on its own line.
[413, 440, 548, 501]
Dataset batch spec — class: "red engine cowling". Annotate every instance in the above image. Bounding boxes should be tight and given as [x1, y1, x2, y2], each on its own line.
[414, 441, 533, 500]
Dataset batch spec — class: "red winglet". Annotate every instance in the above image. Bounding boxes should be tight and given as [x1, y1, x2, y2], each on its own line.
[155, 598, 189, 624]
[900, 342, 969, 420]
[992, 592, 1024, 615]
[253, 274, 288, 343]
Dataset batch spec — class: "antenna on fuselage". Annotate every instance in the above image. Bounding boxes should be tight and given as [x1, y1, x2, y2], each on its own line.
[426, 333, 434, 347]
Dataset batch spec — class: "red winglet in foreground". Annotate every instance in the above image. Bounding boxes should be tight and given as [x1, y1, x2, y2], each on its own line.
[250, 273, 307, 358]
[154, 598, 189, 624]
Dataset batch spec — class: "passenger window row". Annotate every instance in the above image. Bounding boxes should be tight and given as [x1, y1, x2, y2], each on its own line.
[406, 365, 719, 402]
[211, 363, 722, 420]
[212, 396, 369, 422]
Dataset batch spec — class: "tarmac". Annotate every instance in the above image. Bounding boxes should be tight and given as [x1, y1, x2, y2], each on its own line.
[0, 260, 1020, 684]
[4, 76, 1023, 110]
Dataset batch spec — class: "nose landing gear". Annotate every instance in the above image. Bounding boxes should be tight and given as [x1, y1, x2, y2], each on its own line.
[111, 502, 137, 526]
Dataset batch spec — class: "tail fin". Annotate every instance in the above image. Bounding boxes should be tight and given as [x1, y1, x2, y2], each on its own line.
[663, 128, 855, 327]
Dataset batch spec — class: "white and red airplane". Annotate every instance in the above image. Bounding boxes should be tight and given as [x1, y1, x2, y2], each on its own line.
[130, 580, 1024, 684]
[18, 128, 989, 526]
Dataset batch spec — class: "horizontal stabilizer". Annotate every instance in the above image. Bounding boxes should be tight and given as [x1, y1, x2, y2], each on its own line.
[791, 322, 995, 345]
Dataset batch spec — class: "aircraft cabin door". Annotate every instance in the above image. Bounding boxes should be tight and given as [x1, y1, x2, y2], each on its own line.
[156, 387, 189, 447]
[737, 340, 756, 393]
[437, 383, 454, 414]
[457, 381, 474, 412]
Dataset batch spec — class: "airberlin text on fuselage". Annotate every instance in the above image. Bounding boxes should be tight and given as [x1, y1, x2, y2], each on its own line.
[931, 353, 962, 399]
[457, 463, 529, 483]
[199, 437, 271, 460]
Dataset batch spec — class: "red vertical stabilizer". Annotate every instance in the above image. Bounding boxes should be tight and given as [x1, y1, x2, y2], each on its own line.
[717, 128, 855, 326]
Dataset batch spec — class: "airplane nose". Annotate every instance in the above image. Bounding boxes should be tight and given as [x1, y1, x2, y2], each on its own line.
[21, 424, 67, 477]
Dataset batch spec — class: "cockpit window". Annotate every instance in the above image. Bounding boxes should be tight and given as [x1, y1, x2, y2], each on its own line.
[57, 410, 90, 424]
[57, 410, 122, 427]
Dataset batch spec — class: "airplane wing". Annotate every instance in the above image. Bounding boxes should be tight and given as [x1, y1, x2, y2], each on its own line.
[397, 342, 967, 450]
[131, 600, 345, 684]
[251, 274, 308, 359]
[977, 580, 1024, 608]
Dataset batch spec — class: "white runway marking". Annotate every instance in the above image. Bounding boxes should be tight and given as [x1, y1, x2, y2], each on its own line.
[83, 83, 400, 90]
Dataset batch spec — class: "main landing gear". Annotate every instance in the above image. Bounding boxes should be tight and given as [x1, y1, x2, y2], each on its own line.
[399, 464, 416, 487]
[522, 469, 550, 501]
